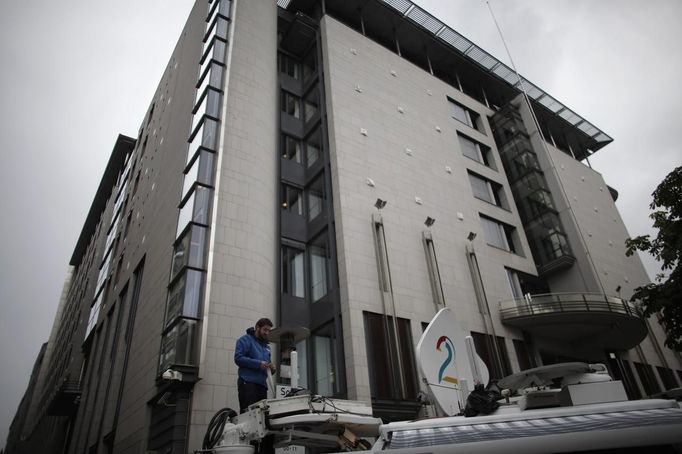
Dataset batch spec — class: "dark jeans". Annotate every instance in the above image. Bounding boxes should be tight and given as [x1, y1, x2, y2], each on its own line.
[238, 378, 273, 453]
[238, 378, 268, 413]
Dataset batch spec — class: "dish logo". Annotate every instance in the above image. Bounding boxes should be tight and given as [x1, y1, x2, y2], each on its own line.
[436, 336, 458, 385]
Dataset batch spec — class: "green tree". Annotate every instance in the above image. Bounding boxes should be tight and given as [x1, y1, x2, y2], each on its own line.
[625, 165, 682, 350]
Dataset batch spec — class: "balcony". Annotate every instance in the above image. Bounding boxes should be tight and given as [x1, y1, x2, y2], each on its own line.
[46, 379, 82, 416]
[499, 293, 647, 350]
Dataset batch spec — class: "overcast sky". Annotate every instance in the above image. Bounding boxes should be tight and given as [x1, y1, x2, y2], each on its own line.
[0, 0, 680, 448]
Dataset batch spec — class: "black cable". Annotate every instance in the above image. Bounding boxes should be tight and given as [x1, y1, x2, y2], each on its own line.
[202, 407, 237, 449]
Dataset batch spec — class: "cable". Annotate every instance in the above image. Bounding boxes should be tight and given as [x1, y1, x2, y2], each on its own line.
[202, 407, 237, 450]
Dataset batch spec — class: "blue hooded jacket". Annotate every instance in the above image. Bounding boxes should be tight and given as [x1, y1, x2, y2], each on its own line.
[234, 327, 271, 387]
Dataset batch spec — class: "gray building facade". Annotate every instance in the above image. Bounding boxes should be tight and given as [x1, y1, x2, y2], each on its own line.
[6, 0, 681, 453]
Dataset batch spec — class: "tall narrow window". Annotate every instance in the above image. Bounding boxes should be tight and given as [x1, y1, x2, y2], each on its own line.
[480, 215, 519, 254]
[282, 245, 305, 298]
[505, 268, 523, 299]
[281, 134, 301, 164]
[304, 89, 319, 122]
[309, 235, 329, 302]
[458, 134, 494, 169]
[449, 98, 481, 131]
[306, 176, 325, 222]
[471, 332, 512, 380]
[281, 91, 301, 119]
[468, 171, 507, 208]
[281, 184, 303, 216]
[363, 312, 418, 400]
[313, 323, 338, 396]
[305, 130, 321, 168]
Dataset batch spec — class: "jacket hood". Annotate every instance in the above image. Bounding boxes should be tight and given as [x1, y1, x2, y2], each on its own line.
[246, 327, 255, 335]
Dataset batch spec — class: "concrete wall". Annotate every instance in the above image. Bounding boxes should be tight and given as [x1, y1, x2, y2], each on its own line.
[320, 16, 537, 402]
[188, 0, 279, 449]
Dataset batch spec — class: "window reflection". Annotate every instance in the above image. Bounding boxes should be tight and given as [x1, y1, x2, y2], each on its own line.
[306, 130, 321, 168]
[282, 134, 301, 163]
[313, 323, 337, 396]
[282, 245, 305, 298]
[281, 184, 303, 216]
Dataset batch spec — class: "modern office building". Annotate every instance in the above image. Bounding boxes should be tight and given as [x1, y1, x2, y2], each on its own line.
[7, 0, 681, 453]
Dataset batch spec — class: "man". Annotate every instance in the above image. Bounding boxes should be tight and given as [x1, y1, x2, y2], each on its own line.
[234, 318, 276, 413]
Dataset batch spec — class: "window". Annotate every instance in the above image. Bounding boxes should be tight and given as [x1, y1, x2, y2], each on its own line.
[281, 184, 303, 216]
[480, 215, 519, 254]
[278, 53, 301, 79]
[281, 134, 301, 163]
[505, 268, 523, 299]
[468, 171, 507, 208]
[512, 339, 534, 371]
[458, 134, 494, 169]
[302, 51, 316, 82]
[165, 269, 203, 325]
[306, 176, 325, 221]
[313, 324, 338, 395]
[657, 366, 678, 390]
[305, 130, 321, 168]
[281, 91, 301, 119]
[281, 245, 305, 298]
[449, 98, 481, 131]
[170, 225, 207, 279]
[159, 318, 198, 370]
[304, 89, 319, 122]
[471, 332, 512, 380]
[363, 312, 418, 400]
[634, 362, 661, 396]
[309, 235, 329, 302]
[177, 186, 211, 237]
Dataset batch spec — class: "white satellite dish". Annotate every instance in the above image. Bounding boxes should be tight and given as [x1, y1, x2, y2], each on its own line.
[416, 308, 489, 416]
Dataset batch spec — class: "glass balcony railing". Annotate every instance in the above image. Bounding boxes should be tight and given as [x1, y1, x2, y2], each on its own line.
[499, 292, 641, 320]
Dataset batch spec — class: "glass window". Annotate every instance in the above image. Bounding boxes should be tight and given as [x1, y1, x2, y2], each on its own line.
[471, 332, 512, 380]
[165, 269, 203, 325]
[310, 235, 329, 302]
[281, 91, 301, 118]
[449, 98, 480, 130]
[307, 176, 325, 222]
[282, 245, 305, 298]
[177, 186, 211, 237]
[304, 89, 319, 122]
[469, 173, 493, 204]
[281, 184, 303, 216]
[480, 215, 508, 250]
[302, 51, 316, 82]
[182, 150, 214, 200]
[363, 312, 418, 400]
[505, 268, 523, 299]
[480, 215, 518, 253]
[191, 88, 220, 133]
[305, 130, 321, 168]
[281, 134, 301, 163]
[171, 225, 207, 279]
[278, 53, 300, 79]
[458, 134, 493, 168]
[468, 172, 506, 208]
[313, 323, 338, 396]
[159, 318, 199, 370]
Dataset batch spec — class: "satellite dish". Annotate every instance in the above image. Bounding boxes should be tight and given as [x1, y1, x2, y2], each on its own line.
[416, 308, 489, 416]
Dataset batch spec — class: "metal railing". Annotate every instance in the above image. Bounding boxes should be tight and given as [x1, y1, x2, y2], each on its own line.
[499, 292, 641, 320]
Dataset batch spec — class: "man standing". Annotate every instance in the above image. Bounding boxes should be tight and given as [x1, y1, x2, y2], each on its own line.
[234, 318, 276, 413]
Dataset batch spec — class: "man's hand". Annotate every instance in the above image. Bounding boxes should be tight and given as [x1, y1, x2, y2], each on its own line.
[260, 361, 276, 371]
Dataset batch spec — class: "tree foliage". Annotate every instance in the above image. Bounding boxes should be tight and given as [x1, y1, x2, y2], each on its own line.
[625, 166, 682, 350]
